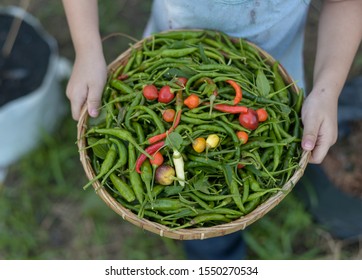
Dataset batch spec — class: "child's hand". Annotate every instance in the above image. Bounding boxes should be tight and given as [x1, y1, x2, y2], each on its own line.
[65, 51, 107, 120]
[301, 90, 338, 164]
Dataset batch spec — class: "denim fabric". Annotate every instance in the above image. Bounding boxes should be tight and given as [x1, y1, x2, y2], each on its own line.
[183, 231, 246, 260]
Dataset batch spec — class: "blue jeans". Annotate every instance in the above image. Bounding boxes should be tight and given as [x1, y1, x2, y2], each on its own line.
[183, 231, 246, 260]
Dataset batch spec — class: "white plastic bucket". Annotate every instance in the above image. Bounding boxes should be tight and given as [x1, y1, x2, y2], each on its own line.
[0, 6, 70, 182]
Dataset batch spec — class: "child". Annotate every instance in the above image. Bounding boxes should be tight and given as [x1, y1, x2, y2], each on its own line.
[61, 0, 362, 259]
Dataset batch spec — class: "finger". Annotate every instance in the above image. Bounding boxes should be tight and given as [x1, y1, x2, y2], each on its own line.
[308, 141, 330, 164]
[301, 120, 319, 152]
[87, 83, 104, 118]
[66, 85, 87, 121]
[308, 123, 337, 164]
[301, 109, 323, 164]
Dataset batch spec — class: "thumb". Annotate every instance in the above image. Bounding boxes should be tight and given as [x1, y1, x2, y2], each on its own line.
[301, 119, 319, 152]
[87, 84, 103, 118]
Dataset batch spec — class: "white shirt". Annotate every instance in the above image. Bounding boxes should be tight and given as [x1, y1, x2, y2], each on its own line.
[144, 0, 311, 89]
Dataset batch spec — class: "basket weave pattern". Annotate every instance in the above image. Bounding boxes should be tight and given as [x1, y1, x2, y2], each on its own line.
[77, 30, 310, 240]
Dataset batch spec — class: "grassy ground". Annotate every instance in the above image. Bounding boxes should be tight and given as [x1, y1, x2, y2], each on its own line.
[1, 0, 361, 260]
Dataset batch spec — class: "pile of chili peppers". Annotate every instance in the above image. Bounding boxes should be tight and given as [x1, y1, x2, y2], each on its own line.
[82, 30, 304, 229]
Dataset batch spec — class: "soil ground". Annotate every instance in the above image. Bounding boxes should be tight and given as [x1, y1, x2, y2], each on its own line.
[322, 120, 362, 198]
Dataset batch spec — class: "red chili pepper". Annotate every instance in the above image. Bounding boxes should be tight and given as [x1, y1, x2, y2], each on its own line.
[147, 133, 168, 145]
[117, 74, 129, 80]
[237, 163, 245, 169]
[256, 108, 268, 122]
[184, 94, 201, 109]
[239, 109, 259, 130]
[150, 151, 164, 167]
[236, 131, 249, 144]
[213, 104, 248, 114]
[135, 141, 165, 173]
[142, 84, 159, 101]
[176, 77, 188, 87]
[146, 90, 183, 145]
[146, 110, 182, 144]
[226, 80, 242, 105]
[172, 109, 182, 128]
[158, 85, 175, 103]
[162, 108, 176, 123]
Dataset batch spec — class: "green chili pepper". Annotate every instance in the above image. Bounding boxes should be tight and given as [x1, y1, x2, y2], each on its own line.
[282, 110, 302, 179]
[228, 178, 245, 213]
[203, 49, 226, 64]
[187, 192, 213, 210]
[135, 49, 144, 67]
[151, 184, 164, 199]
[124, 51, 137, 73]
[260, 147, 274, 165]
[121, 200, 170, 221]
[272, 145, 283, 172]
[132, 121, 145, 144]
[154, 30, 205, 40]
[240, 136, 295, 151]
[109, 173, 136, 202]
[191, 190, 233, 202]
[83, 143, 117, 190]
[185, 72, 237, 95]
[294, 88, 304, 114]
[100, 138, 128, 185]
[140, 159, 154, 203]
[272, 62, 289, 104]
[124, 92, 143, 133]
[144, 198, 186, 211]
[174, 213, 230, 229]
[143, 47, 198, 58]
[180, 115, 212, 125]
[244, 197, 261, 214]
[248, 172, 263, 192]
[244, 188, 281, 202]
[111, 64, 124, 80]
[87, 127, 151, 159]
[104, 91, 140, 105]
[144, 57, 194, 73]
[110, 79, 134, 95]
[193, 124, 228, 134]
[240, 173, 250, 203]
[184, 111, 227, 120]
[133, 105, 166, 133]
[128, 143, 145, 204]
[85, 137, 110, 159]
[174, 124, 193, 135]
[215, 120, 241, 159]
[219, 115, 248, 132]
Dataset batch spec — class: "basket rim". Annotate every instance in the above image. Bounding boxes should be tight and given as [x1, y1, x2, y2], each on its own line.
[77, 29, 311, 240]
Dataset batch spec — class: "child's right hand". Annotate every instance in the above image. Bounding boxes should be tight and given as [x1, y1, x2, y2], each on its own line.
[65, 49, 107, 121]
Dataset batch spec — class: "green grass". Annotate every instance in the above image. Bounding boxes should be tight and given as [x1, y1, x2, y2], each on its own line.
[1, 0, 361, 260]
[0, 114, 185, 260]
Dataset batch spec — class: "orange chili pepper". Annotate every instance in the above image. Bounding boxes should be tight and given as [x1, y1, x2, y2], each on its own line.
[226, 80, 242, 105]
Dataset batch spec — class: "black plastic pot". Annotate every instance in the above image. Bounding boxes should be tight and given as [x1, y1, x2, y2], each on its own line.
[0, 6, 69, 182]
[0, 8, 51, 106]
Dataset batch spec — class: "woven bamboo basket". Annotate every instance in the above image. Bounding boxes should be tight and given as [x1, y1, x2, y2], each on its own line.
[77, 30, 310, 240]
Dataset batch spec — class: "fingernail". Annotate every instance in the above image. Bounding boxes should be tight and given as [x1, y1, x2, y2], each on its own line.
[89, 109, 98, 117]
[303, 140, 314, 150]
